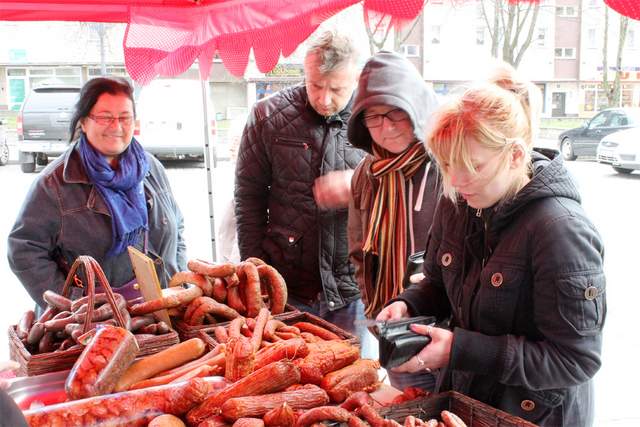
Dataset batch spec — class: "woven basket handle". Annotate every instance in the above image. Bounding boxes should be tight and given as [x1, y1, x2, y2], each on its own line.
[60, 255, 128, 334]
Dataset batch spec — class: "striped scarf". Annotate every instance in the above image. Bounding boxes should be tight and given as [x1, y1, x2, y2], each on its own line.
[362, 142, 428, 317]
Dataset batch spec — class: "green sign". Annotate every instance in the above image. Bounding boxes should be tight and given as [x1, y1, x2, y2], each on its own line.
[9, 78, 26, 110]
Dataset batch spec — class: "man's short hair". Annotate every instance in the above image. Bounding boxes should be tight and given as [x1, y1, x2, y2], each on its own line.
[306, 31, 358, 74]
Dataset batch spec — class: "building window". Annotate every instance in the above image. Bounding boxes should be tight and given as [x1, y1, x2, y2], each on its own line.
[476, 28, 485, 45]
[536, 28, 547, 47]
[555, 47, 576, 59]
[627, 29, 636, 48]
[588, 28, 597, 48]
[430, 25, 441, 44]
[556, 6, 578, 17]
[400, 44, 419, 57]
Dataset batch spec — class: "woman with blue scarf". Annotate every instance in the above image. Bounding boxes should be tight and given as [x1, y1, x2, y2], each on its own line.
[8, 77, 187, 308]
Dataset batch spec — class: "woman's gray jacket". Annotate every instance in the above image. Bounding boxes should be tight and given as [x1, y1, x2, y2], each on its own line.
[8, 143, 187, 307]
[395, 150, 606, 426]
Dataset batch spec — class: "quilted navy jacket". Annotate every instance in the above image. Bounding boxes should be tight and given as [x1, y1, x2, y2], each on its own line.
[396, 150, 606, 426]
[234, 84, 366, 309]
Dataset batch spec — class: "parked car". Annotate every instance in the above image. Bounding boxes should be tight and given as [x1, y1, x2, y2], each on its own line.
[135, 79, 215, 161]
[0, 119, 9, 166]
[557, 107, 640, 161]
[18, 84, 80, 173]
[596, 127, 640, 174]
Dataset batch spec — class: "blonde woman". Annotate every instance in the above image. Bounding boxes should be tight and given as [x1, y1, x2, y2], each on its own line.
[378, 65, 605, 426]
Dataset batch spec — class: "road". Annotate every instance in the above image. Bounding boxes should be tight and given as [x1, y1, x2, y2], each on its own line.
[0, 147, 638, 426]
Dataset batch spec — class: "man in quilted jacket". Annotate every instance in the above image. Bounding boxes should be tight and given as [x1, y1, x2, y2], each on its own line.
[234, 31, 368, 338]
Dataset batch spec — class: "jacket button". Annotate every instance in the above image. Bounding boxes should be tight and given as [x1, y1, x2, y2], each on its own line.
[328, 301, 335, 308]
[288, 236, 295, 244]
[491, 272, 504, 287]
[162, 217, 168, 225]
[584, 286, 598, 300]
[521, 399, 535, 411]
[441, 253, 452, 267]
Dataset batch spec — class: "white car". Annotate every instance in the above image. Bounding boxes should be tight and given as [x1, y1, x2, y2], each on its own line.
[0, 119, 9, 166]
[596, 127, 640, 174]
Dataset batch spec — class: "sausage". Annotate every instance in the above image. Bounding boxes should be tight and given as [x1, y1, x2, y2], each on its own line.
[263, 319, 286, 341]
[42, 290, 72, 311]
[43, 311, 75, 332]
[254, 338, 309, 369]
[149, 414, 186, 427]
[25, 378, 209, 427]
[294, 341, 359, 385]
[115, 338, 206, 392]
[189, 297, 240, 326]
[211, 277, 228, 303]
[256, 265, 287, 315]
[440, 411, 467, 427]
[320, 359, 380, 402]
[129, 285, 204, 316]
[214, 325, 229, 343]
[226, 281, 247, 316]
[37, 305, 58, 323]
[38, 331, 56, 354]
[26, 322, 46, 346]
[349, 416, 370, 427]
[250, 308, 270, 351]
[188, 259, 236, 278]
[187, 360, 301, 425]
[221, 384, 329, 421]
[340, 391, 374, 411]
[198, 415, 232, 427]
[294, 406, 351, 427]
[225, 336, 255, 382]
[292, 322, 341, 341]
[244, 257, 267, 267]
[70, 293, 109, 312]
[233, 419, 265, 427]
[237, 262, 262, 318]
[16, 310, 35, 340]
[65, 326, 139, 399]
[130, 315, 156, 332]
[170, 271, 213, 297]
[263, 402, 295, 427]
[357, 404, 402, 427]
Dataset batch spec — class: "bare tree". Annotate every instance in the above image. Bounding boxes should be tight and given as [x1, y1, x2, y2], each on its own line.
[363, 1, 428, 55]
[479, 0, 541, 67]
[602, 10, 629, 108]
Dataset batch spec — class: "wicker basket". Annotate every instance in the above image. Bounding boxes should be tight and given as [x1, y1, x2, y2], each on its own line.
[173, 303, 300, 341]
[379, 391, 538, 427]
[8, 256, 179, 377]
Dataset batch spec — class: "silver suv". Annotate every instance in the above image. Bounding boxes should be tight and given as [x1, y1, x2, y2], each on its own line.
[18, 85, 80, 173]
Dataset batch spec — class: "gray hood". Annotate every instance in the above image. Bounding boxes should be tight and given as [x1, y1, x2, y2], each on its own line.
[348, 51, 440, 153]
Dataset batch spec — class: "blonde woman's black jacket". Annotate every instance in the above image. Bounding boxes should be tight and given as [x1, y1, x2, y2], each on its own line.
[234, 84, 366, 308]
[395, 150, 606, 426]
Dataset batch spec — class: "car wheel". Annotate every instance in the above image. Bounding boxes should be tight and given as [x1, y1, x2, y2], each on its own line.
[561, 138, 577, 161]
[0, 141, 8, 166]
[612, 166, 633, 174]
[36, 152, 48, 166]
[20, 157, 36, 173]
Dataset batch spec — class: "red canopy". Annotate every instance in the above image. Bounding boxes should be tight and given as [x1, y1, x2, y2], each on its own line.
[605, 0, 640, 20]
[0, 0, 424, 83]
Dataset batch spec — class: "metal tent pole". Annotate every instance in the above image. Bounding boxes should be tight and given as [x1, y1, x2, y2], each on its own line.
[200, 78, 217, 261]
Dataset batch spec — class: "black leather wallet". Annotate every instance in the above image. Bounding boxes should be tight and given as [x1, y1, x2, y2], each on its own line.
[375, 315, 436, 369]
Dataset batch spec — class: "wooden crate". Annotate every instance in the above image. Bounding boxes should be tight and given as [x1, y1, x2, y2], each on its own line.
[380, 391, 538, 427]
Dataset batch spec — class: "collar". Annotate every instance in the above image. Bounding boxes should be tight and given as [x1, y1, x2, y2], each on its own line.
[62, 142, 91, 185]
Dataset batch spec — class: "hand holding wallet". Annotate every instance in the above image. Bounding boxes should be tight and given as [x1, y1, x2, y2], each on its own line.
[375, 315, 436, 369]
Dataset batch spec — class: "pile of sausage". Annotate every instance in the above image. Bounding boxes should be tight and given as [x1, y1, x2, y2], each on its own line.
[15, 289, 172, 355]
[129, 258, 288, 327]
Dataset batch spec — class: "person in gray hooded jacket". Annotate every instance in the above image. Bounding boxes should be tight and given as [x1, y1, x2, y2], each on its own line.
[378, 64, 605, 426]
[347, 51, 441, 390]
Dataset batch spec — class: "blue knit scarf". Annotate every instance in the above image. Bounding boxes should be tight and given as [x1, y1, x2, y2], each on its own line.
[78, 133, 150, 257]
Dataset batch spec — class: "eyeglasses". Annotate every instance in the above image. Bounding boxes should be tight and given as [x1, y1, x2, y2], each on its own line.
[362, 108, 409, 128]
[88, 114, 134, 127]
